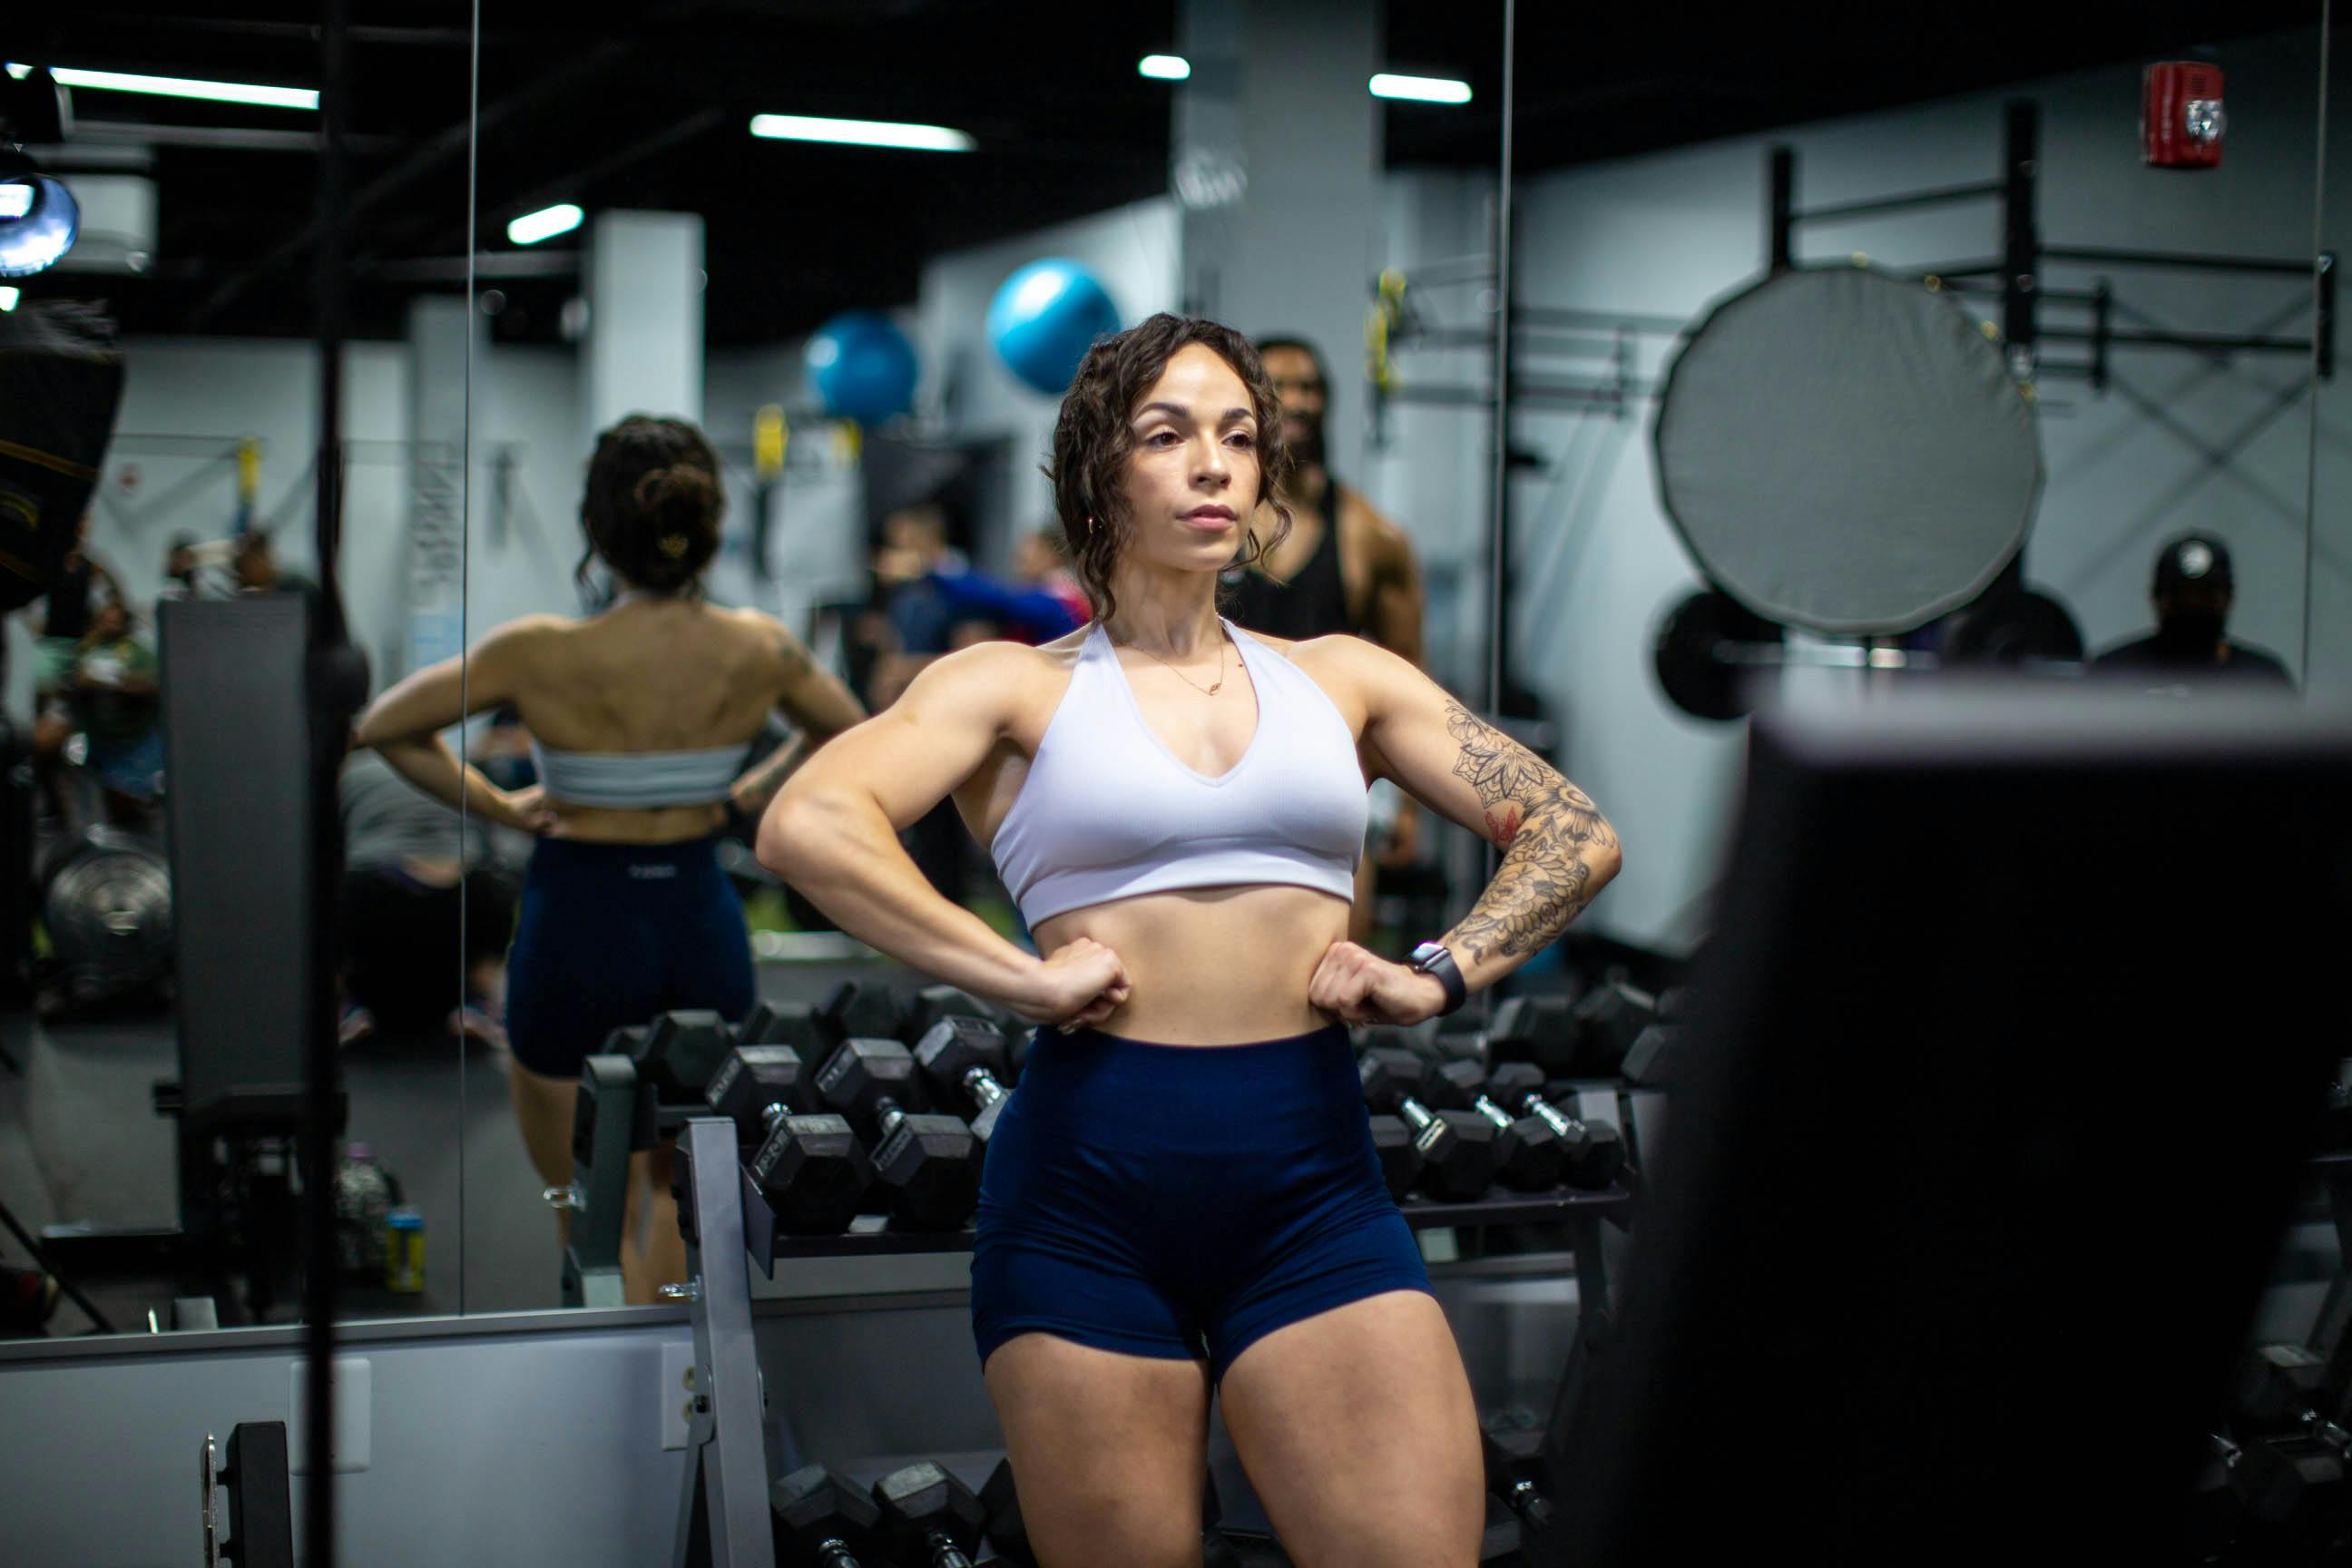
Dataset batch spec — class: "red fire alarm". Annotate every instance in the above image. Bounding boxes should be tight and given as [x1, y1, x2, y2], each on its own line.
[2143, 62, 2226, 170]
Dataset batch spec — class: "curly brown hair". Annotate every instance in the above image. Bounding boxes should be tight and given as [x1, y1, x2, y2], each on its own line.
[575, 415, 725, 597]
[1046, 313, 1292, 625]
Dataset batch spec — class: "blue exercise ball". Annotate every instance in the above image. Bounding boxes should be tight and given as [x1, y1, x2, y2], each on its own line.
[807, 311, 917, 425]
[987, 260, 1122, 396]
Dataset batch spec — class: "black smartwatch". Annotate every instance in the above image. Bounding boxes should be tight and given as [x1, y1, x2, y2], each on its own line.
[1406, 941, 1468, 1016]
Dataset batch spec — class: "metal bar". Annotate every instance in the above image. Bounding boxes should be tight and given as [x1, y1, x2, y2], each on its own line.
[673, 1120, 779, 1568]
[2320, 252, 2337, 381]
[62, 122, 401, 154]
[1387, 380, 1659, 408]
[1794, 178, 2004, 225]
[1401, 326, 1627, 358]
[2003, 100, 2040, 367]
[1515, 306, 1690, 335]
[2042, 244, 2321, 277]
[2091, 281, 2112, 392]
[300, 1, 349, 1559]
[1768, 146, 1794, 272]
[1487, 0, 1517, 737]
[2039, 327, 2318, 356]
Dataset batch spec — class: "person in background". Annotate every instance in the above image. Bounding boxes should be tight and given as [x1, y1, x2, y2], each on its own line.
[1224, 336, 1430, 946]
[233, 529, 325, 621]
[2091, 534, 2295, 689]
[338, 739, 518, 1049]
[67, 594, 163, 832]
[160, 533, 227, 602]
[354, 414, 865, 1303]
[900, 524, 1092, 648]
[25, 511, 119, 710]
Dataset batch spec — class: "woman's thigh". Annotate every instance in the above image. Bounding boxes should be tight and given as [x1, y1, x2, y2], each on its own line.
[1218, 1290, 1483, 1568]
[984, 1333, 1215, 1568]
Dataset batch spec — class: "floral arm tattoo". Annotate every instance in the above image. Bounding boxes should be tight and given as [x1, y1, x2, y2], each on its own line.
[1440, 701, 1619, 964]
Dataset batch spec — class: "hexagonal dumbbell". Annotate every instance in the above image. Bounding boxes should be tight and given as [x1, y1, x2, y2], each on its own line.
[1486, 1062, 1626, 1190]
[740, 1000, 834, 1074]
[704, 1045, 810, 1147]
[1423, 1060, 1563, 1191]
[979, 1458, 1034, 1566]
[1357, 1044, 1499, 1200]
[815, 1038, 982, 1230]
[912, 1015, 1019, 1146]
[872, 1461, 985, 1567]
[771, 1463, 880, 1566]
[819, 978, 907, 1049]
[633, 1010, 737, 1104]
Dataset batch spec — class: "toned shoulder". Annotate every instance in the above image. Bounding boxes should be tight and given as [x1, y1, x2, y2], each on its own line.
[898, 635, 1074, 718]
[475, 612, 570, 660]
[1254, 629, 1410, 718]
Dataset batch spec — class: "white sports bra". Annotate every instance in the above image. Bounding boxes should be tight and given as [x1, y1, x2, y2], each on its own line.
[988, 620, 1367, 926]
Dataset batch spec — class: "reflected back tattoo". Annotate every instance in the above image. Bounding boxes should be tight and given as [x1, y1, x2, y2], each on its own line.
[1442, 701, 1618, 963]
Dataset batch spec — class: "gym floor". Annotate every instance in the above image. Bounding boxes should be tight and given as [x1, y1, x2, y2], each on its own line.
[0, 1006, 554, 1330]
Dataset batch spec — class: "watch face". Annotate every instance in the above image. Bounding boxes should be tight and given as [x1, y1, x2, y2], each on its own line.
[1410, 943, 1443, 968]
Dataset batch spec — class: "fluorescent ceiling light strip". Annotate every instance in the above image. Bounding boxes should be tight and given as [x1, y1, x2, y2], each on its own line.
[1138, 55, 1191, 81]
[749, 113, 974, 152]
[1370, 73, 1473, 104]
[7, 64, 318, 110]
[507, 203, 583, 246]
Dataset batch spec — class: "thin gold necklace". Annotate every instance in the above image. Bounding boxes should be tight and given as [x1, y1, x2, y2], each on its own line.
[1119, 628, 1227, 696]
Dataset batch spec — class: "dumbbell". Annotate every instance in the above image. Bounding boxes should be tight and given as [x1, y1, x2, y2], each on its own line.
[741, 1000, 834, 1073]
[1357, 1046, 1499, 1200]
[815, 1038, 983, 1230]
[912, 1015, 1020, 1146]
[1413, 1058, 1563, 1191]
[772, 1464, 880, 1567]
[1481, 1428, 1555, 1537]
[872, 1461, 985, 1567]
[980, 1455, 1221, 1567]
[634, 1009, 738, 1104]
[703, 1044, 873, 1236]
[821, 978, 907, 1046]
[2229, 1344, 2352, 1539]
[1486, 1063, 1626, 1190]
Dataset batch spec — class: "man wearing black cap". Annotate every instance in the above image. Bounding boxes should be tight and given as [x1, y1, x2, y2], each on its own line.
[2091, 534, 2294, 687]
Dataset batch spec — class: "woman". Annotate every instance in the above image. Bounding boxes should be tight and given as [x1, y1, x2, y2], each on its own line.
[357, 415, 864, 1302]
[760, 317, 1620, 1568]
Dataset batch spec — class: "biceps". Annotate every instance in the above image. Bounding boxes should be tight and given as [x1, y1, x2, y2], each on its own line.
[783, 706, 993, 832]
[1375, 697, 1576, 849]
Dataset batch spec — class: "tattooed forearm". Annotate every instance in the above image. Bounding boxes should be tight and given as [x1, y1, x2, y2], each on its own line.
[1441, 701, 1620, 965]
[730, 736, 811, 813]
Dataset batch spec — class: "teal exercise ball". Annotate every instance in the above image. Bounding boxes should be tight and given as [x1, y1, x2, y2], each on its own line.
[987, 260, 1122, 396]
[807, 312, 916, 425]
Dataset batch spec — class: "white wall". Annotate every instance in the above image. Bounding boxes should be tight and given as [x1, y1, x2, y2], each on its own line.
[23, 338, 410, 711]
[1486, 24, 2335, 952]
[915, 196, 1184, 550]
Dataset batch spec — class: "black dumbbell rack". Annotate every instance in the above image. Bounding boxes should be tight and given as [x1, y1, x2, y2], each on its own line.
[665, 1115, 1632, 1567]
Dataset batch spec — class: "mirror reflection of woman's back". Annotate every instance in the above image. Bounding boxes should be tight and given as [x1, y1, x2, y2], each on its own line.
[356, 416, 865, 1301]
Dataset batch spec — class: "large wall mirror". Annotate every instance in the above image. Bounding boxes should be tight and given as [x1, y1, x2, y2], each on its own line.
[0, 5, 476, 1337]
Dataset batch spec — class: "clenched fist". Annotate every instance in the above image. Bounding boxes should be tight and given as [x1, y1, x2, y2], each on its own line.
[1308, 940, 1450, 1028]
[1013, 936, 1132, 1028]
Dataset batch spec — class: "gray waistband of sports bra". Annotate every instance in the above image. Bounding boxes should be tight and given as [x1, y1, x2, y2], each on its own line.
[529, 740, 746, 808]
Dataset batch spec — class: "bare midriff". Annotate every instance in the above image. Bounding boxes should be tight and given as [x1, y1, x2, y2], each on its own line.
[539, 800, 729, 846]
[1031, 882, 1352, 1045]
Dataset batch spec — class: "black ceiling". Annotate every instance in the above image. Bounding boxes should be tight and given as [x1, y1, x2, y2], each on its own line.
[3, 1, 2328, 343]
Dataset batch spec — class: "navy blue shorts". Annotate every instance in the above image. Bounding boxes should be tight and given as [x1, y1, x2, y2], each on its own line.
[972, 1023, 1432, 1387]
[504, 836, 755, 1081]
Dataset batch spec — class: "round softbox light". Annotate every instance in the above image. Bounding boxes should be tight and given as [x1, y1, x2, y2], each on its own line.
[1651, 264, 2042, 636]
